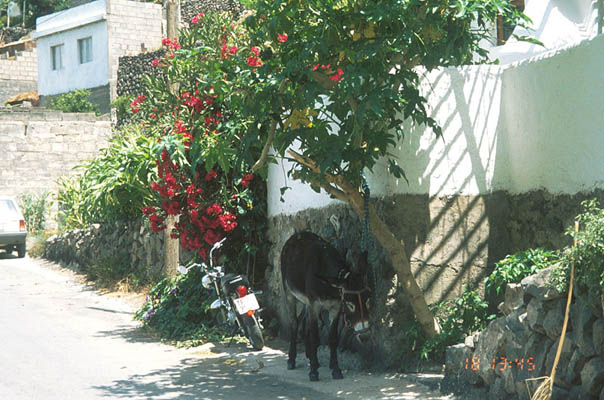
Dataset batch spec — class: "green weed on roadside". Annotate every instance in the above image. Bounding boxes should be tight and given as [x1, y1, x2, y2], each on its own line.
[18, 191, 52, 234]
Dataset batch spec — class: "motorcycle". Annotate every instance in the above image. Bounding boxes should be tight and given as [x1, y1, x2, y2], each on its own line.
[178, 237, 265, 351]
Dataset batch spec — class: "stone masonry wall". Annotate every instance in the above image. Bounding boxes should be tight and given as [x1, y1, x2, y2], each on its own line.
[266, 189, 604, 369]
[0, 79, 36, 106]
[107, 0, 165, 101]
[0, 108, 111, 227]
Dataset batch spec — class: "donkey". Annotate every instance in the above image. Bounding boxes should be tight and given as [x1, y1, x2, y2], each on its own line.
[281, 231, 371, 381]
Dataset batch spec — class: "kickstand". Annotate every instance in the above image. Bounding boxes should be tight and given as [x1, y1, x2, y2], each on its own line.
[225, 324, 239, 347]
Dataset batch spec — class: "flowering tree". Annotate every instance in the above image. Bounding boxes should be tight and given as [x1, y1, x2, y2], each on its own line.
[135, 1, 530, 338]
[234, 0, 530, 337]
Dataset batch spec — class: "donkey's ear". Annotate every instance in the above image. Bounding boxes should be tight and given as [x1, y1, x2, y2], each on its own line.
[356, 251, 369, 275]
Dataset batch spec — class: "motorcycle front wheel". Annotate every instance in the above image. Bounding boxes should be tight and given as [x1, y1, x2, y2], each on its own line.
[242, 314, 264, 351]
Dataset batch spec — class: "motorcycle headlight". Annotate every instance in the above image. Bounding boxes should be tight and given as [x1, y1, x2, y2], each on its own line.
[202, 274, 212, 289]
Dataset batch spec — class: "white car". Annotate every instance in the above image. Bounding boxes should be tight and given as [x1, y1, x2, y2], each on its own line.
[0, 196, 27, 258]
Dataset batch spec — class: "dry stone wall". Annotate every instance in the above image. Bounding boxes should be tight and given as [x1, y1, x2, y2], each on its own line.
[117, 49, 165, 98]
[107, 0, 165, 100]
[181, 0, 246, 21]
[44, 219, 195, 281]
[44, 219, 167, 281]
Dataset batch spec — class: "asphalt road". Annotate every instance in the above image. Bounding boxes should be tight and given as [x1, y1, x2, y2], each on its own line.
[0, 254, 453, 400]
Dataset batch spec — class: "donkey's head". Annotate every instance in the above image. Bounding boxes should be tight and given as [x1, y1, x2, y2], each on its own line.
[318, 251, 372, 336]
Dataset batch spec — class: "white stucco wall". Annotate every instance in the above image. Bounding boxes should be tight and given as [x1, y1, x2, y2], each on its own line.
[491, 0, 601, 64]
[268, 34, 604, 217]
[36, 21, 109, 95]
[34, 0, 109, 95]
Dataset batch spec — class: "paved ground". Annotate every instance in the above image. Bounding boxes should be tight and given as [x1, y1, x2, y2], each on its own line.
[0, 253, 456, 400]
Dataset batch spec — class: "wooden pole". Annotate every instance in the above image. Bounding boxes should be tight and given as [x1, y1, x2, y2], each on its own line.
[163, 0, 181, 277]
[166, 0, 180, 40]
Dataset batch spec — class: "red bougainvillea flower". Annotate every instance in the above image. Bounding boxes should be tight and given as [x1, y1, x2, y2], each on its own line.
[151, 58, 160, 67]
[250, 46, 260, 56]
[206, 203, 223, 216]
[202, 215, 219, 229]
[205, 169, 218, 181]
[149, 213, 165, 232]
[330, 68, 344, 82]
[277, 33, 288, 43]
[203, 229, 222, 246]
[247, 56, 263, 67]
[142, 206, 156, 216]
[130, 95, 146, 114]
[191, 16, 199, 24]
[218, 212, 238, 232]
[162, 200, 180, 215]
[229, 46, 238, 55]
[162, 37, 181, 50]
[164, 172, 178, 189]
[240, 173, 253, 188]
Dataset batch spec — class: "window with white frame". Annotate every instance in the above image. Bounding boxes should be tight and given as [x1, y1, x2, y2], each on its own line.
[50, 44, 63, 70]
[78, 37, 93, 64]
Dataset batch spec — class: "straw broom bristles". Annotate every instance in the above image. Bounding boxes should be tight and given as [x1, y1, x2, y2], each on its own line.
[526, 221, 579, 400]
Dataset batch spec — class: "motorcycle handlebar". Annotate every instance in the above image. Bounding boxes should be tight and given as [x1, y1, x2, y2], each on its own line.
[208, 238, 227, 267]
[213, 238, 227, 250]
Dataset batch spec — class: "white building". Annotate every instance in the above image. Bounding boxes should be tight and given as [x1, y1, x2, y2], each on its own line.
[32, 0, 164, 113]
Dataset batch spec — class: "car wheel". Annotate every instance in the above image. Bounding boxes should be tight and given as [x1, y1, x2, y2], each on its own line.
[17, 243, 26, 258]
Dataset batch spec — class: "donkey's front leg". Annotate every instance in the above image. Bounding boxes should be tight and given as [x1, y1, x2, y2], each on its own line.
[328, 308, 344, 379]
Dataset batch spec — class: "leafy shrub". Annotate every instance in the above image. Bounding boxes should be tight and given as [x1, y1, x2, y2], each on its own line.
[551, 199, 604, 302]
[18, 191, 52, 233]
[402, 286, 494, 361]
[49, 89, 100, 114]
[134, 265, 223, 343]
[56, 124, 157, 229]
[485, 248, 559, 298]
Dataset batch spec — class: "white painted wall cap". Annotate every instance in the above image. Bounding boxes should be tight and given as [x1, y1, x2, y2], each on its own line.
[32, 14, 106, 39]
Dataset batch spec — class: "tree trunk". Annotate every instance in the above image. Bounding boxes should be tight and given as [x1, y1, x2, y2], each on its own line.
[347, 192, 441, 337]
[163, 215, 179, 277]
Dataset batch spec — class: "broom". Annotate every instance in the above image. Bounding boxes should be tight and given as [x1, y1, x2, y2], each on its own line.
[525, 221, 579, 400]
